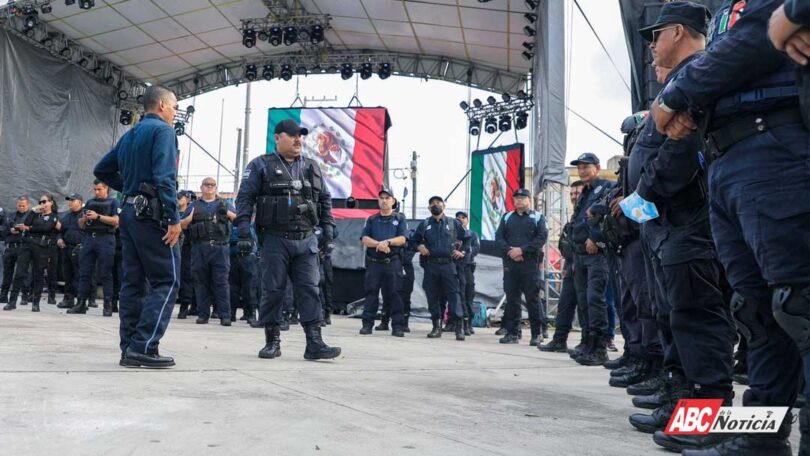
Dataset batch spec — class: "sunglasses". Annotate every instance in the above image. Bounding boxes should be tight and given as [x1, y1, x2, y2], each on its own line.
[39, 200, 49, 204]
[652, 25, 680, 43]
[202, 183, 216, 187]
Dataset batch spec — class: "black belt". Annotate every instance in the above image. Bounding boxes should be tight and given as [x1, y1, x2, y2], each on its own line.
[706, 108, 804, 158]
[425, 257, 452, 264]
[264, 230, 312, 240]
[192, 239, 229, 246]
[86, 232, 113, 238]
[367, 256, 396, 264]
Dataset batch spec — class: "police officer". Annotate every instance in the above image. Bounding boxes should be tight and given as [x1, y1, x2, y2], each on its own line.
[2, 196, 32, 309]
[176, 190, 194, 319]
[494, 189, 548, 346]
[235, 119, 340, 361]
[0, 206, 5, 292]
[399, 228, 417, 332]
[359, 187, 408, 337]
[649, 1, 810, 454]
[181, 178, 235, 326]
[568, 152, 613, 366]
[455, 211, 479, 336]
[67, 180, 120, 316]
[412, 195, 470, 341]
[318, 226, 335, 326]
[228, 219, 258, 325]
[12, 194, 61, 313]
[94, 85, 182, 369]
[57, 193, 84, 309]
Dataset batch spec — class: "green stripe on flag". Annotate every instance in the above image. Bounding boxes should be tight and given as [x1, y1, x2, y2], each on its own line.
[469, 154, 484, 237]
[266, 109, 301, 154]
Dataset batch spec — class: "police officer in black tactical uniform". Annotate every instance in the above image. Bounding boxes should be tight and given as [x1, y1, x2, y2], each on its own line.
[494, 188, 548, 347]
[228, 219, 258, 325]
[2, 196, 33, 310]
[175, 190, 194, 319]
[317, 225, 335, 326]
[455, 211, 479, 336]
[68, 180, 120, 316]
[57, 193, 84, 309]
[235, 119, 340, 361]
[568, 153, 614, 366]
[181, 177, 235, 326]
[412, 195, 470, 341]
[10, 194, 60, 313]
[359, 187, 408, 337]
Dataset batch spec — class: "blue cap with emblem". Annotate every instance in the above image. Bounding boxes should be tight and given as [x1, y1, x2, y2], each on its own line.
[638, 1, 711, 42]
[570, 152, 600, 166]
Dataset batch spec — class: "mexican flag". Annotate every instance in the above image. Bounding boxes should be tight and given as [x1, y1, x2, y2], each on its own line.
[469, 143, 524, 241]
[267, 108, 389, 200]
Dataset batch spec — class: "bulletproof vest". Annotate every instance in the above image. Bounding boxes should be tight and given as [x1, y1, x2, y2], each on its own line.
[255, 155, 323, 232]
[559, 222, 574, 260]
[6, 211, 30, 242]
[83, 198, 116, 234]
[62, 212, 83, 244]
[188, 199, 230, 242]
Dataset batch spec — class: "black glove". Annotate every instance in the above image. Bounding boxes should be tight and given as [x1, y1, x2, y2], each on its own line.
[324, 239, 335, 254]
[238, 226, 253, 255]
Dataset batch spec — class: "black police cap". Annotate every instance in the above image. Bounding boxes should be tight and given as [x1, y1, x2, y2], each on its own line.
[378, 186, 394, 198]
[570, 152, 600, 166]
[513, 188, 531, 198]
[455, 211, 468, 218]
[274, 119, 309, 136]
[638, 1, 711, 42]
[428, 195, 444, 204]
[65, 193, 83, 201]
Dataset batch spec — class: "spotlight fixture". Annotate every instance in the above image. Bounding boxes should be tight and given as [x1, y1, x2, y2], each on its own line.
[23, 10, 38, 30]
[517, 89, 528, 100]
[523, 25, 535, 37]
[469, 119, 481, 136]
[242, 27, 256, 48]
[523, 41, 535, 51]
[498, 114, 512, 132]
[283, 26, 297, 46]
[257, 29, 269, 41]
[174, 121, 185, 136]
[117, 90, 129, 100]
[297, 28, 310, 43]
[524, 13, 537, 23]
[41, 2, 52, 14]
[79, 0, 94, 9]
[59, 45, 71, 57]
[515, 111, 529, 130]
[486, 95, 497, 105]
[40, 35, 53, 47]
[280, 64, 293, 81]
[484, 117, 497, 134]
[522, 51, 533, 61]
[377, 62, 391, 79]
[360, 62, 373, 80]
[269, 26, 282, 46]
[244, 64, 257, 81]
[472, 98, 482, 108]
[65, 0, 75, 5]
[119, 110, 132, 126]
[459, 101, 469, 110]
[340, 63, 353, 80]
[501, 93, 511, 102]
[525, 0, 538, 10]
[262, 64, 274, 80]
[295, 65, 307, 75]
[309, 23, 324, 44]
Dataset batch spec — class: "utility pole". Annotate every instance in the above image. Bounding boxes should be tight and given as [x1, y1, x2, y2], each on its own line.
[215, 98, 224, 184]
[233, 128, 243, 194]
[242, 83, 252, 176]
[410, 151, 418, 219]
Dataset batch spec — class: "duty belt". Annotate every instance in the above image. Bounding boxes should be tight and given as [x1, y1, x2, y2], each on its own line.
[264, 229, 312, 240]
[425, 257, 452, 264]
[367, 256, 396, 264]
[193, 239, 229, 246]
[706, 108, 804, 158]
[124, 195, 138, 204]
[87, 232, 112, 238]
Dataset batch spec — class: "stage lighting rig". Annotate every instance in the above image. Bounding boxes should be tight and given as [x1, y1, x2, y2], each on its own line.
[119, 109, 132, 126]
[280, 64, 293, 81]
[262, 65, 275, 80]
[360, 62, 373, 80]
[484, 117, 497, 134]
[469, 119, 481, 136]
[239, 14, 331, 50]
[378, 62, 391, 79]
[242, 26, 256, 48]
[459, 89, 534, 136]
[268, 26, 282, 46]
[340, 63, 354, 80]
[498, 114, 511, 132]
[283, 25, 297, 46]
[244, 64, 258, 81]
[79, 0, 93, 9]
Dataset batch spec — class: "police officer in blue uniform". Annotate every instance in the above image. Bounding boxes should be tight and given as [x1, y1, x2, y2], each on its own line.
[495, 189, 548, 346]
[235, 119, 340, 361]
[68, 180, 120, 316]
[176, 190, 194, 319]
[455, 211, 480, 336]
[1, 196, 32, 309]
[57, 193, 84, 309]
[412, 195, 470, 341]
[568, 153, 614, 366]
[649, 1, 810, 453]
[359, 187, 408, 337]
[228, 219, 258, 325]
[94, 85, 182, 369]
[181, 177, 235, 326]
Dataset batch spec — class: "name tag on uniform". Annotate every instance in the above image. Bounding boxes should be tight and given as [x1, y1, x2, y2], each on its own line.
[292, 180, 302, 191]
[426, 225, 432, 231]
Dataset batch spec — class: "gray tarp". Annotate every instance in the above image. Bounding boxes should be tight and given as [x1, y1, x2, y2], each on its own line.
[0, 29, 124, 208]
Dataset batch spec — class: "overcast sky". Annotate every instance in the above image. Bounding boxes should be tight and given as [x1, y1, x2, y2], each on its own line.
[174, 0, 632, 214]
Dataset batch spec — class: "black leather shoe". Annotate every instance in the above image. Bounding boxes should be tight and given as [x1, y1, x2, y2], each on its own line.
[464, 320, 472, 336]
[627, 373, 665, 396]
[495, 326, 507, 336]
[177, 304, 189, 319]
[249, 319, 264, 328]
[609, 360, 651, 387]
[375, 319, 389, 331]
[103, 299, 113, 317]
[577, 347, 608, 366]
[629, 404, 674, 434]
[359, 322, 373, 335]
[220, 318, 232, 327]
[67, 298, 88, 314]
[31, 301, 40, 312]
[196, 316, 209, 324]
[604, 355, 629, 370]
[2, 303, 15, 311]
[539, 339, 568, 352]
[303, 324, 341, 360]
[258, 326, 282, 359]
[632, 391, 667, 410]
[57, 297, 74, 309]
[391, 327, 405, 338]
[529, 335, 542, 346]
[122, 348, 175, 368]
[455, 324, 465, 341]
[653, 431, 734, 453]
[47, 294, 57, 305]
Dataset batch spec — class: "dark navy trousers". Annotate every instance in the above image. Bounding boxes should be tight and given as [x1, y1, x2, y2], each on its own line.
[258, 234, 322, 327]
[361, 257, 404, 327]
[422, 261, 463, 322]
[78, 233, 115, 299]
[192, 242, 231, 319]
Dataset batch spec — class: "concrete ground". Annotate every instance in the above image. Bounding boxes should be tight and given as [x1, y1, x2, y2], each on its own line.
[0, 299, 801, 456]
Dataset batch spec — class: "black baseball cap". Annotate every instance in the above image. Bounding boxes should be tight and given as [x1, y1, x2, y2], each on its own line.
[638, 1, 711, 42]
[65, 193, 83, 201]
[513, 188, 531, 198]
[177, 190, 192, 199]
[428, 195, 444, 204]
[570, 152, 600, 166]
[274, 119, 309, 136]
[378, 186, 394, 197]
[455, 211, 468, 218]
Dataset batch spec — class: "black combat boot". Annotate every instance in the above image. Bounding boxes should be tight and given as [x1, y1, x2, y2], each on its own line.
[103, 299, 113, 317]
[3, 291, 18, 311]
[258, 326, 282, 359]
[177, 303, 189, 319]
[31, 299, 40, 312]
[629, 371, 690, 434]
[0, 290, 7, 304]
[539, 336, 568, 352]
[652, 390, 735, 452]
[464, 319, 472, 336]
[612, 357, 644, 377]
[495, 326, 508, 336]
[529, 326, 542, 346]
[568, 335, 591, 359]
[47, 291, 57, 305]
[610, 358, 651, 387]
[21, 291, 29, 305]
[245, 309, 257, 326]
[195, 315, 209, 324]
[323, 310, 332, 326]
[499, 328, 520, 344]
[303, 324, 341, 360]
[280, 317, 290, 331]
[359, 321, 373, 335]
[391, 325, 405, 338]
[604, 354, 630, 370]
[111, 299, 118, 313]
[67, 297, 88, 314]
[454, 320, 465, 341]
[427, 319, 442, 338]
[57, 295, 74, 309]
[632, 387, 669, 410]
[626, 366, 666, 396]
[466, 318, 475, 335]
[577, 337, 609, 366]
[88, 296, 97, 308]
[375, 315, 389, 331]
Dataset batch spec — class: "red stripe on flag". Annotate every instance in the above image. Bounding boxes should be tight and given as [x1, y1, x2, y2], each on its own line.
[504, 147, 522, 212]
[332, 208, 379, 219]
[350, 109, 386, 199]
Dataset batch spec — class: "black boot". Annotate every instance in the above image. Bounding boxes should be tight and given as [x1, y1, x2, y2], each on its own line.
[177, 304, 189, 319]
[604, 354, 630, 370]
[568, 335, 591, 359]
[57, 296, 74, 309]
[427, 319, 442, 338]
[467, 318, 474, 335]
[103, 299, 113, 317]
[67, 297, 88, 314]
[454, 320, 465, 341]
[375, 315, 389, 331]
[499, 329, 520, 344]
[653, 390, 736, 452]
[31, 300, 40, 312]
[609, 358, 651, 387]
[0, 290, 7, 304]
[495, 326, 508, 336]
[303, 324, 341, 360]
[245, 309, 257, 326]
[391, 325, 405, 338]
[323, 311, 332, 326]
[47, 291, 56, 305]
[576, 337, 609, 366]
[258, 326, 282, 359]
[539, 336, 568, 352]
[111, 299, 118, 313]
[612, 357, 642, 377]
[628, 372, 690, 434]
[88, 297, 97, 308]
[3, 291, 18, 311]
[359, 321, 373, 335]
[464, 319, 472, 336]
[626, 368, 666, 396]
[632, 389, 668, 410]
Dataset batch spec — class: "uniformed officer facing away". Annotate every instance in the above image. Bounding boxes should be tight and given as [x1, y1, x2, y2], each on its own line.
[359, 187, 408, 337]
[495, 189, 548, 346]
[94, 85, 182, 369]
[67, 180, 120, 316]
[412, 195, 470, 341]
[236, 119, 340, 361]
[181, 177, 236, 326]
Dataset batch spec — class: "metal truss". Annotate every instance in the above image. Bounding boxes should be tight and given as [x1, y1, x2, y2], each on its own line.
[461, 97, 534, 122]
[540, 181, 567, 314]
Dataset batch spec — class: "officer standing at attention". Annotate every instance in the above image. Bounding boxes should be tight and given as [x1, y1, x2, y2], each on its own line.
[568, 152, 613, 366]
[1, 196, 32, 309]
[412, 195, 470, 341]
[649, 1, 810, 454]
[455, 211, 480, 336]
[68, 180, 120, 316]
[494, 189, 548, 346]
[359, 187, 408, 337]
[175, 190, 194, 319]
[93, 85, 182, 369]
[235, 119, 340, 361]
[57, 193, 84, 310]
[181, 177, 235, 326]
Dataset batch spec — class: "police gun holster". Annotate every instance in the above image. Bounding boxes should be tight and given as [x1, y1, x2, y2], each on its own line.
[132, 182, 164, 223]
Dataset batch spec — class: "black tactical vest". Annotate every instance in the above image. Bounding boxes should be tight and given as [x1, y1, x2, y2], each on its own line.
[188, 199, 230, 242]
[83, 198, 116, 234]
[255, 155, 323, 233]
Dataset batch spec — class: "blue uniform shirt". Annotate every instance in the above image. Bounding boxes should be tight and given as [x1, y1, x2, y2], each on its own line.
[59, 209, 84, 245]
[413, 215, 470, 259]
[361, 212, 408, 259]
[570, 178, 612, 246]
[94, 113, 180, 225]
[495, 210, 548, 262]
[785, 0, 810, 26]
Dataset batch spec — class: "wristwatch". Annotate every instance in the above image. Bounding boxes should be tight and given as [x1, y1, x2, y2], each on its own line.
[657, 97, 674, 113]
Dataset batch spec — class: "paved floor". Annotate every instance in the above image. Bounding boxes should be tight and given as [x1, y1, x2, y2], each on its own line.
[0, 299, 801, 455]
